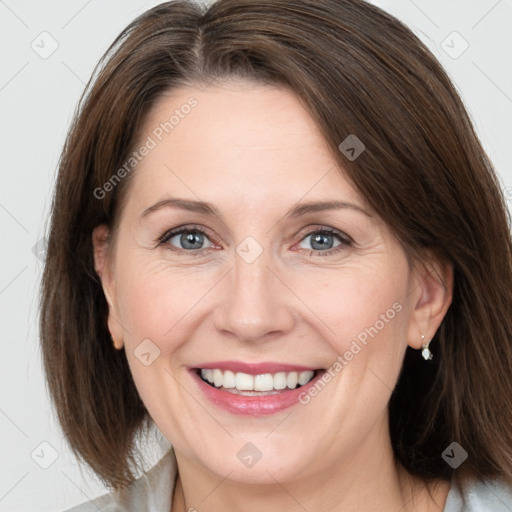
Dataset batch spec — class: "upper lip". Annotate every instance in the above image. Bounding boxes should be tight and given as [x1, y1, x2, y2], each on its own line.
[191, 360, 321, 375]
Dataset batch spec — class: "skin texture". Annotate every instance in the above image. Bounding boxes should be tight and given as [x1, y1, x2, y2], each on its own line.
[93, 79, 453, 511]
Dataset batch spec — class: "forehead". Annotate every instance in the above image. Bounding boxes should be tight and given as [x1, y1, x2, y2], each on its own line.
[125, 80, 367, 216]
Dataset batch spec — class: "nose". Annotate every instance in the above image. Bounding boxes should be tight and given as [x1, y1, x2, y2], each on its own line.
[213, 248, 297, 343]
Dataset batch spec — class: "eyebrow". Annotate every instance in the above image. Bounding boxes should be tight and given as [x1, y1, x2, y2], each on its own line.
[141, 197, 373, 219]
[289, 200, 373, 218]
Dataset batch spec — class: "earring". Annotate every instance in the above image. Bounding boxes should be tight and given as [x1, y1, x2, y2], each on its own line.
[420, 333, 433, 360]
[110, 333, 118, 350]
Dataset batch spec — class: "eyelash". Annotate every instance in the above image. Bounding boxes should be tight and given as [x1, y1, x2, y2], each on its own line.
[157, 224, 353, 257]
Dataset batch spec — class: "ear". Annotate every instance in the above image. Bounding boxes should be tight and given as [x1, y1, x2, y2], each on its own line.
[92, 224, 124, 349]
[406, 250, 453, 350]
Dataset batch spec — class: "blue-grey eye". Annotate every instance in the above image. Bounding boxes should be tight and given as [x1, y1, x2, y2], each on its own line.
[299, 231, 343, 251]
[168, 230, 210, 250]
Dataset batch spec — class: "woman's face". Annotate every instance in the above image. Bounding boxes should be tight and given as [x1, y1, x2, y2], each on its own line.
[94, 79, 449, 485]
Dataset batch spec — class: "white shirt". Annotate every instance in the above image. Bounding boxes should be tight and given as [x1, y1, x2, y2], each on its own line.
[65, 447, 512, 511]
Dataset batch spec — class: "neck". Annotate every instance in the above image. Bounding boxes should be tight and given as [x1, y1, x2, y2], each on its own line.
[171, 416, 449, 512]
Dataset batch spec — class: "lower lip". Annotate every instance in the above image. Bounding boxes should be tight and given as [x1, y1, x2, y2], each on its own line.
[191, 369, 325, 416]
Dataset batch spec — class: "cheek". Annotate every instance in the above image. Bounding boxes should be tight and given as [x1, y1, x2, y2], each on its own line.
[292, 262, 408, 351]
[289, 264, 410, 436]
[112, 261, 203, 432]
[115, 258, 219, 353]
[288, 259, 411, 410]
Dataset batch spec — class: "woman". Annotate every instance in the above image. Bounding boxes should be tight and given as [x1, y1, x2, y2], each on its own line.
[40, 0, 512, 510]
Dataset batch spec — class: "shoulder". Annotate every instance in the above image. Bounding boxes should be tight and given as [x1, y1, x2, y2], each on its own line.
[444, 476, 512, 511]
[63, 448, 178, 512]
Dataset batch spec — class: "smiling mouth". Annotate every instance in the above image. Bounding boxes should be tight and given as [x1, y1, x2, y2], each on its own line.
[196, 368, 321, 396]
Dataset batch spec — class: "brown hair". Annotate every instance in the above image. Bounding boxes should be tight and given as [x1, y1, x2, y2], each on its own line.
[40, 0, 512, 491]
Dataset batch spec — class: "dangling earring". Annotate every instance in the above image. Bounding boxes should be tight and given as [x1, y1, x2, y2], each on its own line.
[420, 333, 433, 360]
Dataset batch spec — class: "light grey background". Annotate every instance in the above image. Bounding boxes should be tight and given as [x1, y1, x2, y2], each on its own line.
[1, 1, 511, 510]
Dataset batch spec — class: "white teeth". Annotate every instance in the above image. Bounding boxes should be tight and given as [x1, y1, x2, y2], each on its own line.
[199, 369, 315, 392]
[287, 372, 298, 389]
[273, 372, 288, 390]
[202, 369, 213, 383]
[213, 369, 223, 387]
[298, 371, 312, 386]
[254, 373, 274, 391]
[223, 370, 235, 389]
[235, 372, 254, 390]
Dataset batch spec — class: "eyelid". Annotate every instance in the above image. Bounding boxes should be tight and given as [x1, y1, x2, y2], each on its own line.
[157, 224, 218, 249]
[291, 225, 353, 256]
[298, 224, 353, 243]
